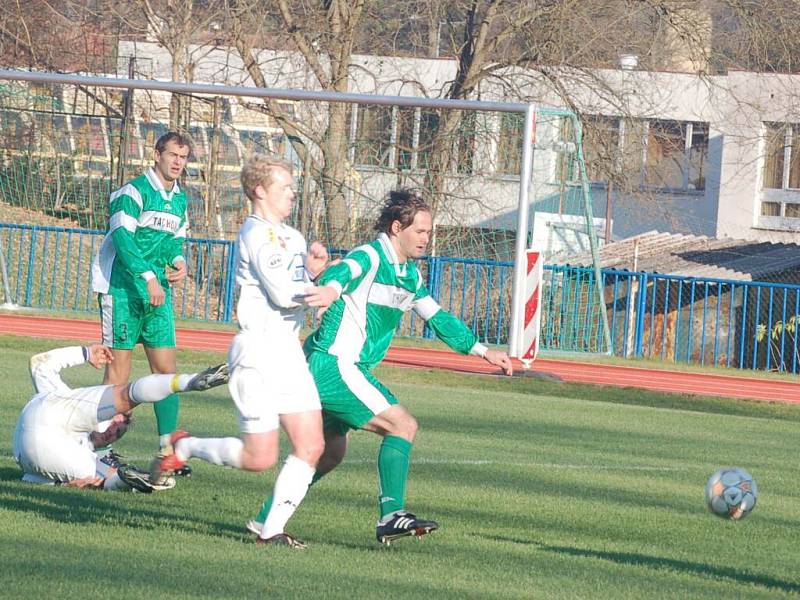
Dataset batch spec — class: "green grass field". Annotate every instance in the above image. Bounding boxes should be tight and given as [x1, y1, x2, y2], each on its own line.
[1, 335, 799, 599]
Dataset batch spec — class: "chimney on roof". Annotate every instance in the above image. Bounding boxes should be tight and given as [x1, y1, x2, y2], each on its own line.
[618, 54, 639, 70]
[658, 3, 712, 73]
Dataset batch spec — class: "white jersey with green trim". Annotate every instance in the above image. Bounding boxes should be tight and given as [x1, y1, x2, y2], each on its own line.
[233, 215, 310, 340]
[304, 233, 487, 369]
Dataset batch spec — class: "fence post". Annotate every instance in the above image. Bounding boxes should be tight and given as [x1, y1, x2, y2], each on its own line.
[633, 272, 648, 357]
[24, 228, 37, 306]
[222, 240, 237, 322]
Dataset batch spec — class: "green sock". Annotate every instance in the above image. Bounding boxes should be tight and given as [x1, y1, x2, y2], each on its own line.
[254, 471, 325, 523]
[378, 435, 412, 518]
[153, 393, 180, 439]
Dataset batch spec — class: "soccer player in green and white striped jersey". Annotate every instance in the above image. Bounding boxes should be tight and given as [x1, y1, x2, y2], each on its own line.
[91, 132, 191, 468]
[249, 190, 513, 545]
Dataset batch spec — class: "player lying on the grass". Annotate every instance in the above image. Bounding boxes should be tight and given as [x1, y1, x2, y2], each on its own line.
[12, 344, 228, 493]
[249, 189, 514, 545]
[151, 154, 332, 549]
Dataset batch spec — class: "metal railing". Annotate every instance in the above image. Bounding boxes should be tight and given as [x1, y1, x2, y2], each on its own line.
[1, 221, 798, 374]
[0, 223, 236, 321]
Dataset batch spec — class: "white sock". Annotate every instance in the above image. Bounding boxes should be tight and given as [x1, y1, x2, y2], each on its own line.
[260, 455, 315, 539]
[103, 472, 128, 491]
[175, 436, 243, 468]
[129, 374, 193, 403]
[96, 387, 119, 422]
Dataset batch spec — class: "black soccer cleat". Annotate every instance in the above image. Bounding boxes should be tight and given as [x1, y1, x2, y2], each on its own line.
[117, 464, 157, 494]
[255, 533, 308, 549]
[174, 464, 192, 477]
[376, 511, 439, 545]
[186, 363, 229, 392]
[99, 449, 126, 469]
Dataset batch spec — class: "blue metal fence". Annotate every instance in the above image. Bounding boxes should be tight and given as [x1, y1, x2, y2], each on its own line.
[0, 223, 236, 321]
[1, 222, 798, 374]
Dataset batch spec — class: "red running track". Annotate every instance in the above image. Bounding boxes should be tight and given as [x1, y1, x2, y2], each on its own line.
[0, 313, 798, 404]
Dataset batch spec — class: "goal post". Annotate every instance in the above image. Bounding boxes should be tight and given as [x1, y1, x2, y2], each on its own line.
[0, 68, 610, 356]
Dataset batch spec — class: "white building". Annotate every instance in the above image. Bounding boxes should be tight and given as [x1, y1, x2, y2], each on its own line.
[110, 41, 800, 248]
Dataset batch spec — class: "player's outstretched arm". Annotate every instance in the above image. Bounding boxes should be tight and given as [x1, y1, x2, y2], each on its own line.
[483, 349, 513, 376]
[304, 284, 339, 308]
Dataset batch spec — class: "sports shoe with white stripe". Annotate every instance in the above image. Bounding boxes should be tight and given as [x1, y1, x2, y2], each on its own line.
[376, 511, 439, 545]
[186, 363, 229, 392]
[117, 464, 158, 493]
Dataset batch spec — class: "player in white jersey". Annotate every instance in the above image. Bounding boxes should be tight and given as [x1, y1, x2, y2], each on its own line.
[151, 154, 334, 548]
[12, 344, 228, 492]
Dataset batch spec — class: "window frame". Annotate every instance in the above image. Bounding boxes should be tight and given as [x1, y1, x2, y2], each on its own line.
[759, 122, 800, 229]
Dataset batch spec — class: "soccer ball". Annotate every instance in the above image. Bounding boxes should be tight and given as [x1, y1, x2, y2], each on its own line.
[705, 468, 757, 520]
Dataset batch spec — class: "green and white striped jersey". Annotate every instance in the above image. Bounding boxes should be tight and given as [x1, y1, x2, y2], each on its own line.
[92, 168, 188, 294]
[304, 233, 487, 369]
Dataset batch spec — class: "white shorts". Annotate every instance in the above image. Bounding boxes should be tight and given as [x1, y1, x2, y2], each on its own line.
[227, 331, 320, 434]
[13, 385, 115, 483]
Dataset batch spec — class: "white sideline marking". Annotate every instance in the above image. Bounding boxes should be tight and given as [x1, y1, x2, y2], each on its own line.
[115, 456, 680, 472]
[356, 458, 682, 472]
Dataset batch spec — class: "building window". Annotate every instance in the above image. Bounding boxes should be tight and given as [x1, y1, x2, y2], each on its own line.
[554, 116, 579, 183]
[762, 123, 800, 190]
[395, 108, 415, 170]
[352, 106, 456, 173]
[416, 109, 439, 171]
[107, 119, 142, 162]
[32, 113, 71, 155]
[601, 118, 708, 192]
[760, 123, 800, 227]
[455, 112, 476, 175]
[688, 123, 708, 190]
[354, 105, 393, 167]
[642, 120, 707, 191]
[582, 115, 620, 182]
[497, 113, 523, 175]
[236, 128, 271, 159]
[620, 118, 646, 185]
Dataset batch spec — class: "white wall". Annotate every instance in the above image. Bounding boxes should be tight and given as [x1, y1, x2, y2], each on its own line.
[117, 41, 800, 244]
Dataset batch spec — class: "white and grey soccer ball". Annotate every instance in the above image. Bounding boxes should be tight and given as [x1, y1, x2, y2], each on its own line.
[705, 468, 757, 520]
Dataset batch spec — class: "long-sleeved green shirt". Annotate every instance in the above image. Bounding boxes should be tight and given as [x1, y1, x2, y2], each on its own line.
[91, 168, 187, 295]
[304, 233, 488, 369]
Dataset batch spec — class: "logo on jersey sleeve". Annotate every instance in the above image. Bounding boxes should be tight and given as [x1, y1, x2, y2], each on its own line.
[267, 254, 284, 269]
[290, 254, 305, 280]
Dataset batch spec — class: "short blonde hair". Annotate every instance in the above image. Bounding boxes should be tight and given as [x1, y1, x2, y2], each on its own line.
[240, 154, 293, 201]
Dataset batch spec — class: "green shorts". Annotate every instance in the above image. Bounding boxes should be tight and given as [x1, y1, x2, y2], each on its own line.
[307, 351, 398, 435]
[98, 288, 176, 350]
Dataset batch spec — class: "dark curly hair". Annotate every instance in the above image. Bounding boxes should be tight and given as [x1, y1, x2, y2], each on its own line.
[374, 189, 431, 234]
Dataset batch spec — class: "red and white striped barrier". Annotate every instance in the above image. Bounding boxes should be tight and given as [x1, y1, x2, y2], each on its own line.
[521, 249, 544, 368]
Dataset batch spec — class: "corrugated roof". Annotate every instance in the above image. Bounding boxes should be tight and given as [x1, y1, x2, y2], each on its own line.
[551, 231, 800, 282]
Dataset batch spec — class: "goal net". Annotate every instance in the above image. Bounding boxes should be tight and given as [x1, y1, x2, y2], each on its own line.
[0, 73, 610, 354]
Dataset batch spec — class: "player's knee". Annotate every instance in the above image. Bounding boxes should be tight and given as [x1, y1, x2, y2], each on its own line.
[298, 439, 325, 466]
[397, 412, 418, 440]
[242, 450, 279, 472]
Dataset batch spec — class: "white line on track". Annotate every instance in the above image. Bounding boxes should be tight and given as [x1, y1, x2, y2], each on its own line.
[107, 455, 681, 471]
[344, 458, 682, 471]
